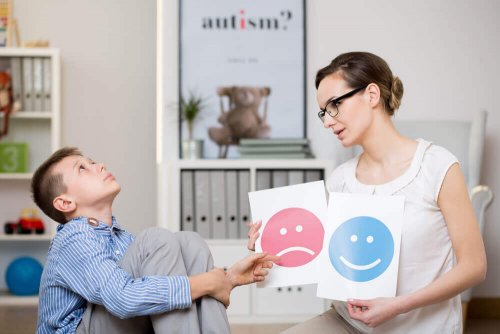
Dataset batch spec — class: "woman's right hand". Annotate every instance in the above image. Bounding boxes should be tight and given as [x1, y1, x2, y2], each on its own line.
[247, 220, 262, 251]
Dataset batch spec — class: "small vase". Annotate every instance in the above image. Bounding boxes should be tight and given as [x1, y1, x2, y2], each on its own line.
[181, 139, 204, 159]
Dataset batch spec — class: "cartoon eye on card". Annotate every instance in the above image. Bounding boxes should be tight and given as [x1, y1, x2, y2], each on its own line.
[261, 207, 324, 267]
[329, 216, 394, 282]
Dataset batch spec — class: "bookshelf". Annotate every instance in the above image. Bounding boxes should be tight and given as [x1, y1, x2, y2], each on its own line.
[157, 0, 333, 323]
[0, 47, 60, 306]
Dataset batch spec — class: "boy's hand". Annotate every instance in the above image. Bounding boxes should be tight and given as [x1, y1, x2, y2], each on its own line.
[226, 252, 279, 287]
[207, 268, 233, 308]
[247, 220, 262, 251]
[189, 268, 233, 308]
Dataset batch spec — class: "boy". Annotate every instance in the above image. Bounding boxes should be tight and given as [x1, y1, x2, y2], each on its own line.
[32, 147, 277, 334]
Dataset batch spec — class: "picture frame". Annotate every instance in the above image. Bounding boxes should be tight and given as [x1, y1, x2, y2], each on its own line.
[179, 0, 307, 159]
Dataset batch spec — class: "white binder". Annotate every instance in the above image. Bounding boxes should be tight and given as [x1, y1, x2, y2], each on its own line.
[42, 57, 51, 111]
[180, 170, 195, 231]
[210, 170, 227, 239]
[305, 170, 322, 182]
[22, 57, 33, 111]
[9, 57, 23, 106]
[225, 170, 239, 239]
[288, 170, 304, 185]
[272, 170, 288, 188]
[256, 170, 271, 190]
[194, 170, 211, 238]
[237, 170, 251, 238]
[32, 57, 43, 111]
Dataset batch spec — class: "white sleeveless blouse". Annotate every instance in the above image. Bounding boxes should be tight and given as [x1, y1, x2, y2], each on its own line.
[327, 139, 462, 334]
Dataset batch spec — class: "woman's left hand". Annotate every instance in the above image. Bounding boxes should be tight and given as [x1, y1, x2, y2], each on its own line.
[347, 297, 403, 328]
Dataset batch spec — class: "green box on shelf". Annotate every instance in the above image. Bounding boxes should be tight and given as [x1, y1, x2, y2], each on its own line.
[0, 142, 29, 173]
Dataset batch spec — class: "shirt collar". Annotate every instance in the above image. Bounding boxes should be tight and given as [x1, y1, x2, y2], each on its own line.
[60, 216, 123, 231]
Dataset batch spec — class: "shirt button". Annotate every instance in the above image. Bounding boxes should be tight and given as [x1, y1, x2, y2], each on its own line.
[115, 250, 120, 255]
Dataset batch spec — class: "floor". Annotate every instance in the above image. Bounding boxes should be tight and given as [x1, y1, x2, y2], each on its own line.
[1, 306, 498, 334]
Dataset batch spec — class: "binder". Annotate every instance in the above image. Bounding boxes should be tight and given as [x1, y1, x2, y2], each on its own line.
[180, 170, 195, 231]
[194, 170, 211, 238]
[305, 169, 322, 182]
[225, 170, 239, 239]
[42, 57, 51, 111]
[22, 57, 33, 111]
[9, 57, 23, 105]
[237, 170, 251, 238]
[32, 57, 43, 111]
[210, 170, 227, 239]
[271, 170, 288, 188]
[288, 170, 304, 185]
[256, 170, 271, 190]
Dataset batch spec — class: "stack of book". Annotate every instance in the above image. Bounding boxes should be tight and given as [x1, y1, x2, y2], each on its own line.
[238, 138, 313, 159]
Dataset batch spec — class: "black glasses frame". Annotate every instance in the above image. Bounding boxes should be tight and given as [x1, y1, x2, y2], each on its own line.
[318, 86, 367, 121]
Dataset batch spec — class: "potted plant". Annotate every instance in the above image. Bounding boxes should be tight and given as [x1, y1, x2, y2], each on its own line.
[180, 91, 208, 159]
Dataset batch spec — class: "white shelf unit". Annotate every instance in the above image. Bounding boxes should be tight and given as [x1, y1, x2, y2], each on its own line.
[0, 48, 60, 306]
[157, 158, 335, 322]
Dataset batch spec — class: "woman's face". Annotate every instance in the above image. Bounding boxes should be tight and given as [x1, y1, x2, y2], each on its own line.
[316, 72, 372, 147]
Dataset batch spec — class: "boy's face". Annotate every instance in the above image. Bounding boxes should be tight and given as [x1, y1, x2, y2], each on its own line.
[52, 155, 121, 211]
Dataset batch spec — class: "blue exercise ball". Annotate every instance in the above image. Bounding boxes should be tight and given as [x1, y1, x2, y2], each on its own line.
[6, 257, 43, 296]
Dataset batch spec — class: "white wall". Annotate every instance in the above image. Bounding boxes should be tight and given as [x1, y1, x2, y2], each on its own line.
[15, 0, 157, 235]
[16, 0, 500, 296]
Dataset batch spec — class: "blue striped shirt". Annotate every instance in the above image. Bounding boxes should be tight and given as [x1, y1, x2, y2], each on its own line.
[36, 217, 192, 334]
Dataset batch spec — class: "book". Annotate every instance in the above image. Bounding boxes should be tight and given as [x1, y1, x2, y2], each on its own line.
[240, 152, 312, 159]
[239, 138, 309, 146]
[238, 144, 308, 154]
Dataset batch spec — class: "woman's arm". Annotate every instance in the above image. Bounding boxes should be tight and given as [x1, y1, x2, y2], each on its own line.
[349, 163, 487, 327]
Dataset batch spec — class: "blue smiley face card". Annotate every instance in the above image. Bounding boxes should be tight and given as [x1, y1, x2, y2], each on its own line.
[317, 192, 404, 301]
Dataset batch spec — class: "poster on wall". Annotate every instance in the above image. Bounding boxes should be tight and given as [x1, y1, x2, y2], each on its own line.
[180, 0, 306, 159]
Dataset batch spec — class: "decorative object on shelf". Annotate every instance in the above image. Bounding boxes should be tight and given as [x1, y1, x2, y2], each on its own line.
[178, 0, 307, 158]
[23, 39, 50, 48]
[180, 90, 207, 159]
[5, 256, 43, 296]
[0, 0, 11, 47]
[0, 70, 20, 137]
[238, 138, 313, 159]
[209, 86, 271, 158]
[3, 208, 45, 234]
[0, 142, 28, 172]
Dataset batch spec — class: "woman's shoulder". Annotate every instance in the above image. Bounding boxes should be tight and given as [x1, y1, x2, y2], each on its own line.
[420, 140, 459, 169]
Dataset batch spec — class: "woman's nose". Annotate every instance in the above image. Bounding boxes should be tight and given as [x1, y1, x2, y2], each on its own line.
[323, 113, 336, 128]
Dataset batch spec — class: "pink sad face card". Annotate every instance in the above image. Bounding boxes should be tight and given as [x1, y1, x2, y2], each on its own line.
[249, 181, 327, 287]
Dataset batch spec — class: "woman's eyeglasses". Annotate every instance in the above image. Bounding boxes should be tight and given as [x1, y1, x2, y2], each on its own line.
[318, 86, 367, 122]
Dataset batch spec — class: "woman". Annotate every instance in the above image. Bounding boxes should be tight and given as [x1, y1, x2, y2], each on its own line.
[248, 52, 486, 333]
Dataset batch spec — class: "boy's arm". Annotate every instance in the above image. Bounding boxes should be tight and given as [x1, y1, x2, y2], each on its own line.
[189, 253, 278, 308]
[57, 230, 191, 319]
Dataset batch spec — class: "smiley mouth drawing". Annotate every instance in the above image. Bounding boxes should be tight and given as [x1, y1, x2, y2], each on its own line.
[261, 207, 324, 267]
[339, 256, 381, 270]
[329, 216, 394, 282]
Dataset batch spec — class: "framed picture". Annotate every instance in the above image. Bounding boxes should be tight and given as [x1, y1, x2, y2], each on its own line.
[179, 0, 306, 159]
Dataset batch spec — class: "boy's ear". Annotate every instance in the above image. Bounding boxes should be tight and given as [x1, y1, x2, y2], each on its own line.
[53, 194, 76, 213]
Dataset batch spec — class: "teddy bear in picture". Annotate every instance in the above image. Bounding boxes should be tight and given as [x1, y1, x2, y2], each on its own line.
[209, 86, 271, 158]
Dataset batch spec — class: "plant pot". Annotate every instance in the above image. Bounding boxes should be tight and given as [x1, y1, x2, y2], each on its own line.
[181, 139, 204, 159]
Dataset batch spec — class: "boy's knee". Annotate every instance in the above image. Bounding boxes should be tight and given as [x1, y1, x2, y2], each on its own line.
[176, 231, 210, 254]
[140, 227, 181, 253]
